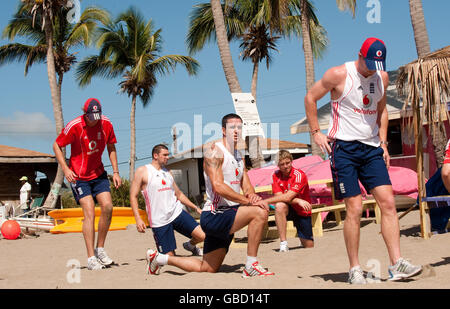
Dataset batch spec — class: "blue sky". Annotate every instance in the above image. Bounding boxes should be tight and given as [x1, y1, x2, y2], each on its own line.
[0, 0, 449, 179]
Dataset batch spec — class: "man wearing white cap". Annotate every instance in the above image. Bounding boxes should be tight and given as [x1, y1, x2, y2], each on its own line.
[19, 176, 31, 216]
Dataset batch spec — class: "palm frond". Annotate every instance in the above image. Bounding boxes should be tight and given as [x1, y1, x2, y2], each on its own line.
[150, 54, 200, 77]
[336, 0, 356, 18]
[0, 43, 46, 75]
[75, 55, 124, 87]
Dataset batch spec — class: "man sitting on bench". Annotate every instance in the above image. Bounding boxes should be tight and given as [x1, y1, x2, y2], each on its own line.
[263, 150, 314, 252]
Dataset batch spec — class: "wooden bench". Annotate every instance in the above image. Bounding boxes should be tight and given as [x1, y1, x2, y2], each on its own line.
[254, 179, 381, 238]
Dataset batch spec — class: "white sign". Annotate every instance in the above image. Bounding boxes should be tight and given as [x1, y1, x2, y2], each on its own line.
[231, 93, 265, 138]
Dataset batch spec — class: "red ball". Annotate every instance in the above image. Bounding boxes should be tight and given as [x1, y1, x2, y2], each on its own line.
[1, 220, 21, 240]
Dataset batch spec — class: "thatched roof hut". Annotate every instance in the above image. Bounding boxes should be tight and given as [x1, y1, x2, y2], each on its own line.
[396, 45, 450, 238]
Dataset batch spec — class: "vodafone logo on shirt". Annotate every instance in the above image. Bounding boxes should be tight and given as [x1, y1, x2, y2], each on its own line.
[362, 94, 373, 107]
[87, 140, 99, 155]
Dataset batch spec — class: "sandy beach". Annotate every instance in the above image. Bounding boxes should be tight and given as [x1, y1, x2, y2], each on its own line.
[0, 207, 448, 290]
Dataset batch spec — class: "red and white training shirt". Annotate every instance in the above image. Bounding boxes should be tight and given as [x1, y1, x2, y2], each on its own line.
[327, 61, 385, 147]
[272, 167, 311, 217]
[55, 115, 117, 181]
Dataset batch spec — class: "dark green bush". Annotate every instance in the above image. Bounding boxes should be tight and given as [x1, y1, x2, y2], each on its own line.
[60, 177, 146, 210]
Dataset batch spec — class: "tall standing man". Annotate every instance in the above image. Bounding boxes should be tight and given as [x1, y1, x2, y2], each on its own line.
[53, 98, 121, 270]
[145, 114, 274, 278]
[130, 144, 205, 259]
[304, 38, 422, 284]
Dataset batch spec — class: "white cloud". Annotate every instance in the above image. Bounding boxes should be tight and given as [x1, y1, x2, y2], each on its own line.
[0, 111, 55, 139]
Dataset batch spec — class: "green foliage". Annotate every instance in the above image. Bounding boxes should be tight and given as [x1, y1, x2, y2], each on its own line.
[0, 3, 110, 76]
[109, 177, 146, 210]
[60, 188, 78, 208]
[60, 178, 146, 210]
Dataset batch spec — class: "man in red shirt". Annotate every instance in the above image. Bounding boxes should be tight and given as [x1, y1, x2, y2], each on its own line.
[53, 98, 122, 270]
[263, 150, 314, 252]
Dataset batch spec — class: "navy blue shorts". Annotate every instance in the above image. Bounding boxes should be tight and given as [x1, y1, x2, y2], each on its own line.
[330, 140, 391, 200]
[70, 171, 110, 204]
[287, 208, 314, 241]
[200, 206, 239, 254]
[152, 210, 200, 254]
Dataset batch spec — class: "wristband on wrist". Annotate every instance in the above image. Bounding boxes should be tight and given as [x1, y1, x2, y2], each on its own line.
[380, 141, 389, 146]
[311, 129, 320, 135]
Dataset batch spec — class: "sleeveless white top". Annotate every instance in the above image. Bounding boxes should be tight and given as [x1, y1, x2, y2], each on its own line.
[141, 164, 183, 228]
[327, 61, 385, 147]
[203, 142, 244, 212]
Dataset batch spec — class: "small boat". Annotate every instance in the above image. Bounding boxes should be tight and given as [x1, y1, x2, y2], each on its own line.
[13, 216, 55, 232]
[48, 207, 148, 234]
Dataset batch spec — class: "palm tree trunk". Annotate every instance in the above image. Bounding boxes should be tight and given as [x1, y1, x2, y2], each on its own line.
[247, 61, 265, 168]
[301, 0, 321, 157]
[43, 16, 65, 209]
[129, 95, 137, 182]
[409, 0, 445, 168]
[210, 0, 242, 93]
[210, 0, 265, 169]
[409, 0, 431, 58]
[251, 61, 259, 100]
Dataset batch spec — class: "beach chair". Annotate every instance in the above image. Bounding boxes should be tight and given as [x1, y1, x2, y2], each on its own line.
[30, 196, 45, 209]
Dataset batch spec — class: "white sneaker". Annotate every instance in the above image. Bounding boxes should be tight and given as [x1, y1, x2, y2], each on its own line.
[279, 241, 289, 252]
[242, 261, 275, 278]
[87, 257, 105, 270]
[146, 249, 161, 275]
[279, 243, 289, 252]
[183, 241, 203, 256]
[95, 248, 114, 266]
[348, 266, 367, 284]
[388, 258, 422, 281]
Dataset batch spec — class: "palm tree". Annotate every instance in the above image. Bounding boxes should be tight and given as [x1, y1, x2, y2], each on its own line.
[407, 0, 447, 168]
[189, 0, 328, 165]
[288, 0, 355, 156]
[1, 4, 109, 101]
[9, 0, 85, 208]
[1, 2, 109, 208]
[76, 7, 199, 181]
[209, 0, 242, 93]
[239, 24, 280, 99]
[408, 0, 430, 58]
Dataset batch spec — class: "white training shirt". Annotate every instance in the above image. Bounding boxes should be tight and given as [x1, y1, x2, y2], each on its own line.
[141, 164, 183, 228]
[327, 61, 385, 147]
[20, 182, 31, 209]
[203, 142, 244, 212]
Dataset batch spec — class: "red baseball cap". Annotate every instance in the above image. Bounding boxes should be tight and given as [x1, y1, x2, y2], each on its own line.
[360, 37, 387, 71]
[83, 98, 102, 121]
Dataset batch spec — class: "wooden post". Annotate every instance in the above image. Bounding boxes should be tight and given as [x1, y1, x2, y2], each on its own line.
[327, 182, 343, 225]
[413, 88, 430, 239]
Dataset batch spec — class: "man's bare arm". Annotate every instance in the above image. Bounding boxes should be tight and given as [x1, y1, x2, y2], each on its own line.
[304, 66, 347, 154]
[264, 191, 298, 205]
[377, 71, 390, 168]
[129, 166, 147, 232]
